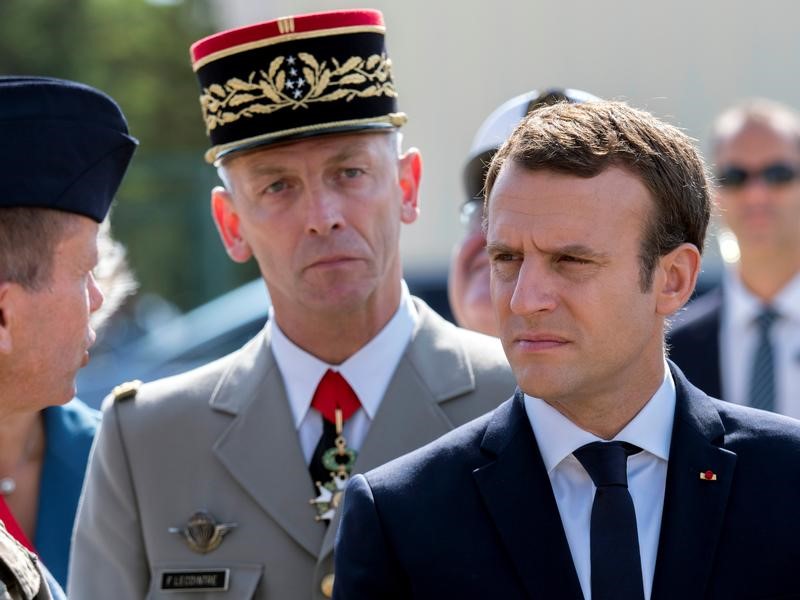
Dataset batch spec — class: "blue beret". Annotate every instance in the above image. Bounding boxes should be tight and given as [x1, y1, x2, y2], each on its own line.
[0, 76, 138, 222]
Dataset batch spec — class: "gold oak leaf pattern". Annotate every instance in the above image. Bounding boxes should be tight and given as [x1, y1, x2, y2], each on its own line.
[199, 52, 398, 132]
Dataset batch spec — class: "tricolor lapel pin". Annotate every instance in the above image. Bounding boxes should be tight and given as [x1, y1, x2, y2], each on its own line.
[699, 470, 717, 481]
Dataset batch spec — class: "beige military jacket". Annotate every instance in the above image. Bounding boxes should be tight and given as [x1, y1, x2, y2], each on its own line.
[69, 299, 514, 599]
[0, 523, 51, 600]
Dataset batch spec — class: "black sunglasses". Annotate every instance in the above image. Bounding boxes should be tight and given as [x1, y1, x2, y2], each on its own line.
[716, 163, 800, 188]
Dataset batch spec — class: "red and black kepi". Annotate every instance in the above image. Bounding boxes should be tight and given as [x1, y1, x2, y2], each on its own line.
[191, 9, 407, 164]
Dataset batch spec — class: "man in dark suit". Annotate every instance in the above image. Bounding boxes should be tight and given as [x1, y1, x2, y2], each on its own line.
[669, 99, 800, 416]
[334, 100, 800, 599]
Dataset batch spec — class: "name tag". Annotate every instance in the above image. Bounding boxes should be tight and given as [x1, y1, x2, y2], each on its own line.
[161, 569, 230, 592]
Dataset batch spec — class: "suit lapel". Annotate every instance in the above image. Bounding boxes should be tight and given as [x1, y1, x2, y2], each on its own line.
[651, 364, 737, 599]
[320, 302, 477, 558]
[473, 394, 583, 600]
[211, 330, 325, 558]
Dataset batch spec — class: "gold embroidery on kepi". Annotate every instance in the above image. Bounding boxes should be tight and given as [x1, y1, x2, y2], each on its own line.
[190, 9, 406, 164]
[199, 53, 397, 133]
[168, 510, 237, 554]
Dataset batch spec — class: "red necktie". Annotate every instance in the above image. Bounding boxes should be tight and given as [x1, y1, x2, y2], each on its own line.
[311, 369, 361, 424]
[308, 370, 361, 490]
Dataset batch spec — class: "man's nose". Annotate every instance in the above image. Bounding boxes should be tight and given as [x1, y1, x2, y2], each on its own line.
[508, 258, 558, 316]
[736, 172, 777, 204]
[304, 185, 345, 235]
[88, 272, 105, 313]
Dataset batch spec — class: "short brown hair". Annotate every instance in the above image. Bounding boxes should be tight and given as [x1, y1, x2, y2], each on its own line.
[0, 208, 75, 290]
[484, 100, 711, 290]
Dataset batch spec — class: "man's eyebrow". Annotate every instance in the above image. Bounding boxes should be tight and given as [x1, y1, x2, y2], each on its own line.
[245, 163, 288, 177]
[485, 242, 517, 255]
[326, 144, 371, 164]
[553, 244, 609, 260]
[484, 242, 610, 260]
[240, 144, 371, 176]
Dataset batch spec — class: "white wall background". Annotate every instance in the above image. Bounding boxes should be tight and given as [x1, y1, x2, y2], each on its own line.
[209, 0, 800, 274]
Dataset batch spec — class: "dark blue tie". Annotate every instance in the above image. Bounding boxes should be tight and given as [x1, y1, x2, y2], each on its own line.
[749, 306, 779, 413]
[573, 441, 645, 600]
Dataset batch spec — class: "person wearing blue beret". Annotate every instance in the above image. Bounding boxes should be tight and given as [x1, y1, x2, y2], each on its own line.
[0, 75, 137, 599]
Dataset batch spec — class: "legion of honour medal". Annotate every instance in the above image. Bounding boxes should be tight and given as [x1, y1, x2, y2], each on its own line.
[310, 408, 357, 522]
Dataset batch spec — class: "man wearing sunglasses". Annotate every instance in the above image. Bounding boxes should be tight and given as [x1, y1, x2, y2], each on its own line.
[669, 99, 800, 418]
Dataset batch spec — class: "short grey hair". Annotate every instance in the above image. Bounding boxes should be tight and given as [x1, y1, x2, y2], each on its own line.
[711, 98, 800, 157]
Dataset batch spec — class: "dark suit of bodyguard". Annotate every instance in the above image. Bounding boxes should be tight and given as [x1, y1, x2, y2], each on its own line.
[69, 10, 514, 600]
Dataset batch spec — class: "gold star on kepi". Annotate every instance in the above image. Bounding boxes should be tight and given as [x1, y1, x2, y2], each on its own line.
[190, 9, 408, 164]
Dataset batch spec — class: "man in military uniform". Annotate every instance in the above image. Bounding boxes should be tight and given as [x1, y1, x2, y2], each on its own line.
[0, 76, 137, 599]
[70, 9, 514, 600]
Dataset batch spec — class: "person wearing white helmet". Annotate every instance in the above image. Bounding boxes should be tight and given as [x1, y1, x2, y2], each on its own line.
[448, 88, 599, 336]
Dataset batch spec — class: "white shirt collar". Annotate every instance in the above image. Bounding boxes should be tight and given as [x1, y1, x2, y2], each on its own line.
[269, 282, 418, 429]
[525, 362, 676, 474]
[724, 266, 800, 327]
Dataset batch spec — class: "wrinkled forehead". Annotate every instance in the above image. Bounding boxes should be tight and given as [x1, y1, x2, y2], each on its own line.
[487, 164, 652, 242]
[220, 130, 398, 177]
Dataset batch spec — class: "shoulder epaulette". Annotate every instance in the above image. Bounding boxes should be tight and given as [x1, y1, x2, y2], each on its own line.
[112, 379, 142, 402]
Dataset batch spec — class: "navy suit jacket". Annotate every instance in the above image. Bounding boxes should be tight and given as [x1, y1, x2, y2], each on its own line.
[334, 364, 800, 599]
[667, 288, 723, 399]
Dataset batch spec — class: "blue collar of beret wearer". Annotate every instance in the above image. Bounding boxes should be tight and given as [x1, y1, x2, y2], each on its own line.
[0, 76, 138, 222]
[36, 399, 100, 588]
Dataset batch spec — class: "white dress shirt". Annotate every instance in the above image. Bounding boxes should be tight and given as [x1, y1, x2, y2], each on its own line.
[524, 365, 675, 600]
[269, 283, 418, 464]
[720, 268, 800, 418]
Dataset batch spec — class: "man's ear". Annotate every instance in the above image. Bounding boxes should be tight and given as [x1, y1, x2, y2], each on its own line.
[0, 283, 13, 354]
[211, 187, 253, 263]
[654, 243, 701, 316]
[398, 148, 422, 224]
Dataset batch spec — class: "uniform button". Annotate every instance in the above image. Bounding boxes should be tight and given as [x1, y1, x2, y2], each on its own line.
[320, 573, 335, 598]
